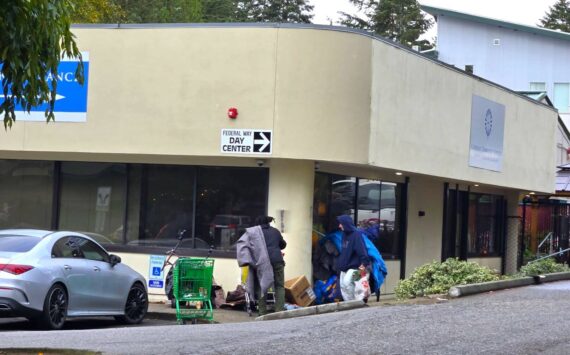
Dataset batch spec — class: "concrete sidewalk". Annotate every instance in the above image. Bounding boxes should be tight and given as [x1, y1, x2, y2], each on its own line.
[146, 294, 405, 324]
[147, 302, 256, 324]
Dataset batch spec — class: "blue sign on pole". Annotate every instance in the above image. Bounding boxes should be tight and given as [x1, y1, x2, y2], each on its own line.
[0, 52, 89, 122]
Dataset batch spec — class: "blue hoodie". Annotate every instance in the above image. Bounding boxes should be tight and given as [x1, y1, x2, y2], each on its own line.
[335, 215, 370, 272]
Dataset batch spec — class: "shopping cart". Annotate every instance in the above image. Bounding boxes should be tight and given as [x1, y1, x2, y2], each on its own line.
[173, 257, 215, 324]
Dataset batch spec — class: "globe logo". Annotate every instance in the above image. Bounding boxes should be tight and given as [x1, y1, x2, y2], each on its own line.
[484, 109, 493, 137]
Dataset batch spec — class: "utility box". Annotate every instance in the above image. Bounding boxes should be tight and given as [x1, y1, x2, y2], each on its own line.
[284, 275, 316, 307]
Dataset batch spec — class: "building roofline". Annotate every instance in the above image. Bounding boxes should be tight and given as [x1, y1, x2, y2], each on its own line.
[421, 4, 570, 42]
[71, 22, 556, 113]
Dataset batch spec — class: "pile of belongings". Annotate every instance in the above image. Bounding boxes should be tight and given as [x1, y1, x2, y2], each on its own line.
[312, 224, 387, 303]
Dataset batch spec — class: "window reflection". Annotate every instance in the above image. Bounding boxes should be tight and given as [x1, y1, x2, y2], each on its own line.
[312, 173, 402, 259]
[468, 194, 502, 256]
[195, 167, 268, 251]
[0, 160, 53, 229]
[59, 162, 126, 245]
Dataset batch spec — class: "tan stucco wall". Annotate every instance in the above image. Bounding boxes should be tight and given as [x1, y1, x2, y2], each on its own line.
[405, 177, 444, 277]
[370, 41, 557, 194]
[267, 159, 314, 281]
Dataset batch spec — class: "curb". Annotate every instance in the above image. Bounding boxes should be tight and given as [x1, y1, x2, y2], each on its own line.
[255, 300, 367, 321]
[448, 271, 570, 298]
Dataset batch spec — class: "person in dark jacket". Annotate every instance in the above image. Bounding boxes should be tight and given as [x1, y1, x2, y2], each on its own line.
[255, 216, 287, 315]
[336, 215, 370, 301]
[336, 215, 370, 272]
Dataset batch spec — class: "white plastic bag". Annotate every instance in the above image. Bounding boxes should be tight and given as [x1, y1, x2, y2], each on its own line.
[354, 271, 371, 301]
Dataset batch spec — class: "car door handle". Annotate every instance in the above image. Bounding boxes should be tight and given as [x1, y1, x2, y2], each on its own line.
[64, 265, 72, 270]
[93, 266, 101, 272]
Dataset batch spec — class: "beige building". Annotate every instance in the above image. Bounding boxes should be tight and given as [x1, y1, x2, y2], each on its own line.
[0, 24, 557, 300]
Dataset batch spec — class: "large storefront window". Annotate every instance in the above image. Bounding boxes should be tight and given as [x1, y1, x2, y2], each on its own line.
[442, 188, 504, 259]
[312, 172, 403, 260]
[58, 162, 127, 244]
[0, 160, 53, 229]
[195, 167, 268, 251]
[0, 159, 268, 255]
[468, 194, 503, 256]
[129, 165, 195, 248]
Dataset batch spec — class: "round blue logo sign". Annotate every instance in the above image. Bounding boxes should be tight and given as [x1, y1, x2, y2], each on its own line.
[484, 109, 493, 137]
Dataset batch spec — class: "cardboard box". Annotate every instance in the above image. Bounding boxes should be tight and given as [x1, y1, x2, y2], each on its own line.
[285, 275, 316, 307]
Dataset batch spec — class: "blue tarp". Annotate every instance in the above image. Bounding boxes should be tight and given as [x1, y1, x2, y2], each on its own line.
[319, 229, 387, 294]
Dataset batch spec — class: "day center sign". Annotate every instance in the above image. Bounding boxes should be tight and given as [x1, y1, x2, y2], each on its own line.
[0, 52, 89, 122]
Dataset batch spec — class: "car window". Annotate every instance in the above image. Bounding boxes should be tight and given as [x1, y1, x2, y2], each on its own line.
[0, 235, 41, 252]
[76, 238, 109, 263]
[52, 237, 84, 259]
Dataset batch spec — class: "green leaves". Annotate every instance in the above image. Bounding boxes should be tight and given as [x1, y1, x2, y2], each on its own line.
[394, 258, 500, 299]
[518, 258, 569, 276]
[539, 0, 570, 32]
[340, 0, 433, 49]
[0, 0, 83, 128]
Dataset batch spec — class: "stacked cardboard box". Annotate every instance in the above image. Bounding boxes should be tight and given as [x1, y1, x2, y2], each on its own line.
[284, 275, 316, 307]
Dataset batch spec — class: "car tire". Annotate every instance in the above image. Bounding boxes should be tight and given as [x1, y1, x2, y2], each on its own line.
[36, 284, 68, 330]
[115, 283, 148, 325]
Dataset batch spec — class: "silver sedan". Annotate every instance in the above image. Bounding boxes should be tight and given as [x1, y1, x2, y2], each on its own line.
[0, 229, 148, 330]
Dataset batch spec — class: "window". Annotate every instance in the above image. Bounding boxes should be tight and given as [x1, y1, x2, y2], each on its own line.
[52, 237, 83, 258]
[76, 238, 109, 262]
[0, 159, 270, 255]
[468, 194, 504, 256]
[554, 83, 570, 113]
[195, 167, 268, 251]
[312, 173, 404, 260]
[0, 235, 41, 252]
[58, 162, 127, 245]
[529, 82, 546, 92]
[0, 160, 53, 230]
[129, 165, 195, 249]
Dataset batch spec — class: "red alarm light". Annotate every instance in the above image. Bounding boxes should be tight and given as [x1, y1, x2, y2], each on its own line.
[228, 107, 238, 119]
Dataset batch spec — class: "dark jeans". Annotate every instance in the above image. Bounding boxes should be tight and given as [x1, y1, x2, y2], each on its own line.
[257, 262, 285, 315]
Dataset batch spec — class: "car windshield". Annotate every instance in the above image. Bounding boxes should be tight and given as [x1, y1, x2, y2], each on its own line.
[0, 235, 41, 252]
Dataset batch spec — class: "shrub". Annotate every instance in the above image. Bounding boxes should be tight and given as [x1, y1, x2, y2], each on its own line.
[394, 258, 499, 299]
[518, 258, 569, 276]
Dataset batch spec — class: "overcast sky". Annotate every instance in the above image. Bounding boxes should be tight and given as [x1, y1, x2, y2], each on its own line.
[311, 0, 559, 39]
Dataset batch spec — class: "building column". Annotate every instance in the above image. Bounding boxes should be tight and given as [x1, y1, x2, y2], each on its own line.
[267, 159, 314, 282]
[504, 191, 521, 275]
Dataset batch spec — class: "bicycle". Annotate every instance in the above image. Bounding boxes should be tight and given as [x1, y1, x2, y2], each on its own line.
[162, 229, 187, 309]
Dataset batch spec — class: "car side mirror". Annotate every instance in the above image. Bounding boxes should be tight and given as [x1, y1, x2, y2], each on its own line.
[109, 254, 121, 266]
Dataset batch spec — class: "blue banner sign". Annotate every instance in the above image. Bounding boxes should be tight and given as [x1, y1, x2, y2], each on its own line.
[0, 52, 89, 122]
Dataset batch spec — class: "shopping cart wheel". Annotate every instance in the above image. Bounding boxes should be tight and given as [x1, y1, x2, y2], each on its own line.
[191, 319, 198, 325]
[177, 319, 186, 325]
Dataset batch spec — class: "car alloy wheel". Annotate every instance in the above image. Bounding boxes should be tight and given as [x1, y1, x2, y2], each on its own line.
[116, 283, 148, 324]
[39, 284, 68, 330]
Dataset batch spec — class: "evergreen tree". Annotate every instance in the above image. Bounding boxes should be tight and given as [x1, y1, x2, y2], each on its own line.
[539, 0, 570, 33]
[340, 0, 432, 49]
[113, 0, 203, 23]
[235, 0, 313, 23]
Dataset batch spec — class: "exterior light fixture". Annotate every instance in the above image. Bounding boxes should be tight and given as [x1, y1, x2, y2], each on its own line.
[395, 172, 403, 176]
[529, 192, 535, 195]
[227, 107, 238, 119]
[474, 184, 479, 187]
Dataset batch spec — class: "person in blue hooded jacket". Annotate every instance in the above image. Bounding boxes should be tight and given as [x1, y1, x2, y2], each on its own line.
[336, 215, 371, 301]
